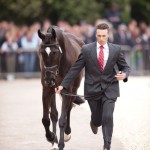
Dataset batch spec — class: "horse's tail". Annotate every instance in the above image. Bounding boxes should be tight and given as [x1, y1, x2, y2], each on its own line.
[73, 96, 85, 105]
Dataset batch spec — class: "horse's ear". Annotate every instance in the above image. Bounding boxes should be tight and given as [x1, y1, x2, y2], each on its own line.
[38, 29, 45, 40]
[52, 28, 56, 40]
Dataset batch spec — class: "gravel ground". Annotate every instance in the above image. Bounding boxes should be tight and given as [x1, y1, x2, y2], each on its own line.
[0, 76, 150, 150]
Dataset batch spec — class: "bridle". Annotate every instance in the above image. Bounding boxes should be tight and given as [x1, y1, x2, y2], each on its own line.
[41, 42, 63, 86]
[44, 65, 59, 77]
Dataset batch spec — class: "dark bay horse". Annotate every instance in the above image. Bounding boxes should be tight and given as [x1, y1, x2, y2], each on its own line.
[37, 26, 84, 150]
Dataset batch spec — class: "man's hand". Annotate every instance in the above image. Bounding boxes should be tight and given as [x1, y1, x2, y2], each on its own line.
[55, 86, 64, 94]
[115, 71, 126, 81]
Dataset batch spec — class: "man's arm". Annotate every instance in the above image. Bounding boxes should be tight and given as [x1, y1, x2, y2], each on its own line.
[55, 51, 85, 93]
[116, 48, 131, 82]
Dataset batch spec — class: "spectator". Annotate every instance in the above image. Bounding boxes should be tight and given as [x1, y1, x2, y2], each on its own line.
[139, 22, 150, 70]
[30, 22, 41, 72]
[15, 25, 29, 72]
[80, 21, 95, 44]
[57, 20, 72, 33]
[41, 19, 51, 34]
[0, 21, 10, 46]
[1, 30, 18, 80]
[129, 27, 144, 71]
[20, 28, 39, 77]
[114, 24, 130, 45]
[127, 19, 138, 39]
[105, 3, 121, 29]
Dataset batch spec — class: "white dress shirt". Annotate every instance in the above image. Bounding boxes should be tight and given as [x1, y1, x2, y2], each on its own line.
[97, 42, 109, 68]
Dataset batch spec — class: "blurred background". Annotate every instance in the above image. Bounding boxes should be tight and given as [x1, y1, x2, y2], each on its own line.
[0, 0, 150, 79]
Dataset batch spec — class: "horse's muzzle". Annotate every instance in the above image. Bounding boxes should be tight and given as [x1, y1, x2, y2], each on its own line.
[45, 78, 56, 87]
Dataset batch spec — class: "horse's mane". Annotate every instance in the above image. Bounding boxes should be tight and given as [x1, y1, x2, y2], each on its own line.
[50, 26, 85, 66]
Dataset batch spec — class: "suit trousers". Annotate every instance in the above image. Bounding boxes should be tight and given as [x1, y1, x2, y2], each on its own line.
[87, 95, 116, 145]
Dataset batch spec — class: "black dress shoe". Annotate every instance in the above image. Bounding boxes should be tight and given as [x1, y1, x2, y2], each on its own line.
[90, 121, 98, 134]
[103, 145, 110, 150]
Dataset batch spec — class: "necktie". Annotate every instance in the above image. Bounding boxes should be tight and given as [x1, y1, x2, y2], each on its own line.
[98, 45, 104, 71]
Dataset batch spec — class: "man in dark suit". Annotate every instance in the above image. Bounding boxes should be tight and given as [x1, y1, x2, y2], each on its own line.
[55, 23, 130, 150]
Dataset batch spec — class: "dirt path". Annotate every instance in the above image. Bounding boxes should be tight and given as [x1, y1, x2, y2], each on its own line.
[0, 77, 150, 150]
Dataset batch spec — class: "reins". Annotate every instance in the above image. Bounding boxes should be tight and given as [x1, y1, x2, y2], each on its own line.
[60, 77, 116, 100]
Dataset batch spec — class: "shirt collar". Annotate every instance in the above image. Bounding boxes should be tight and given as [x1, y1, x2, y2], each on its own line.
[97, 42, 108, 49]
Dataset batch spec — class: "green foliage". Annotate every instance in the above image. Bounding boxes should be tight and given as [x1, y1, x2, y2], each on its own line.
[0, 0, 102, 25]
[101, 0, 131, 23]
[42, 0, 102, 24]
[0, 0, 42, 24]
[130, 0, 150, 24]
[0, 0, 149, 25]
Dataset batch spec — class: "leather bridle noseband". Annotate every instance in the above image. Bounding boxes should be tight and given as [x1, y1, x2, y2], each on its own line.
[41, 43, 59, 47]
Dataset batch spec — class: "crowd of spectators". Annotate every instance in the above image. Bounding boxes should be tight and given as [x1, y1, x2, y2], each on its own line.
[0, 17, 150, 79]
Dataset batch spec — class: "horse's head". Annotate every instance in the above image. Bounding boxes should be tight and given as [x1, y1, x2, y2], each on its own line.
[38, 27, 62, 87]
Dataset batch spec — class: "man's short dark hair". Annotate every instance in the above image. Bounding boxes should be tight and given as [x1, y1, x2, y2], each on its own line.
[96, 23, 109, 31]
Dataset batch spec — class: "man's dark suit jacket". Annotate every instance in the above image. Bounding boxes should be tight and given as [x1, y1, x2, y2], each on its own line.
[61, 42, 130, 100]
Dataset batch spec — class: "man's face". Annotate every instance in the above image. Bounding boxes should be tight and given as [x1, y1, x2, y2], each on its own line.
[96, 29, 109, 45]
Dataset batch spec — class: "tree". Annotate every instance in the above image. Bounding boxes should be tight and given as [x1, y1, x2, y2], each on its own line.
[101, 0, 131, 23]
[0, 0, 42, 25]
[0, 0, 102, 25]
[130, 0, 150, 24]
[46, 0, 102, 24]
[0, 0, 149, 25]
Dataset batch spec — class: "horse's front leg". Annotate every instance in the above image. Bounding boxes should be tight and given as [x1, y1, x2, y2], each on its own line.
[50, 94, 59, 149]
[64, 103, 72, 142]
[58, 96, 72, 150]
[64, 85, 80, 142]
[42, 88, 56, 144]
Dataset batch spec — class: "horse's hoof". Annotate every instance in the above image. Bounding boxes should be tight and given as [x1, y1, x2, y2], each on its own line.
[46, 132, 56, 143]
[64, 133, 71, 142]
[51, 142, 58, 150]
